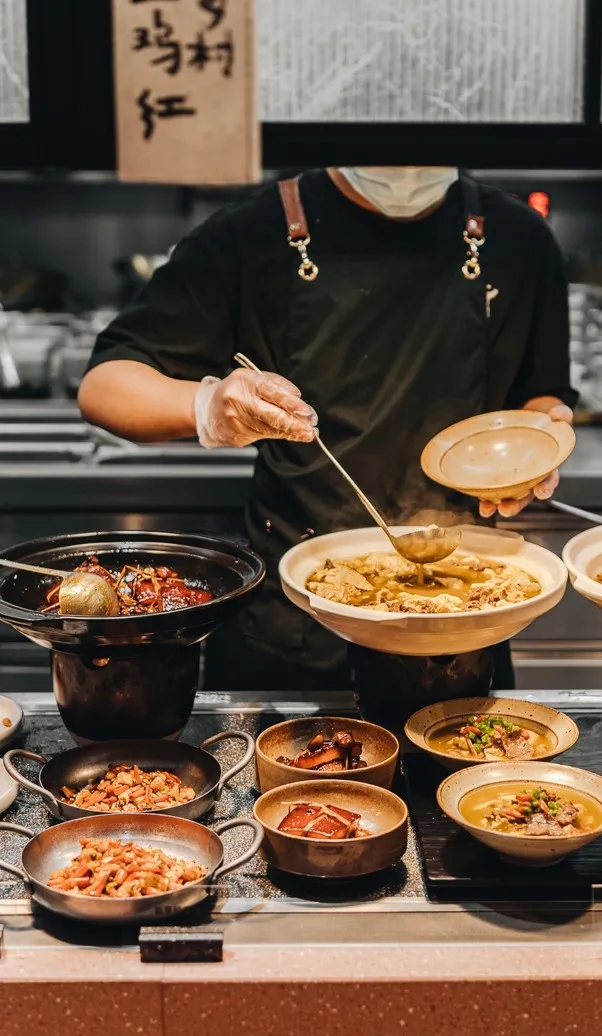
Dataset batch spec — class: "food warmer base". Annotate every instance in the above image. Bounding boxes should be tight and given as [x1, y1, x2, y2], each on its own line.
[2, 691, 602, 957]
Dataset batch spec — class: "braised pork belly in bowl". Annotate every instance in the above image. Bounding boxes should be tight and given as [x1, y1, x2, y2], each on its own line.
[255, 716, 399, 793]
[404, 697, 578, 771]
[253, 779, 408, 878]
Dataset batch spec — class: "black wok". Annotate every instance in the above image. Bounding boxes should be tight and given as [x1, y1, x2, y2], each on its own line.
[0, 531, 265, 741]
[5, 730, 254, 821]
[0, 530, 265, 648]
[0, 813, 263, 925]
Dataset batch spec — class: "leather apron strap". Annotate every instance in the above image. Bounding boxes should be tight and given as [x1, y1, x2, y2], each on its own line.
[278, 177, 318, 282]
[279, 173, 486, 284]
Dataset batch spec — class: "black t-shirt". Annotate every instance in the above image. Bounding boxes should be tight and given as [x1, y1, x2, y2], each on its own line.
[89, 170, 575, 560]
[89, 170, 573, 409]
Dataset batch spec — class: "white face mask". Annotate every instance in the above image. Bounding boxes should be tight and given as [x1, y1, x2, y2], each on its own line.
[339, 166, 459, 218]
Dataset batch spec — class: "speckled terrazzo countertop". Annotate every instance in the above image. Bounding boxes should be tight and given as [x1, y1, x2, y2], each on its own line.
[0, 699, 424, 908]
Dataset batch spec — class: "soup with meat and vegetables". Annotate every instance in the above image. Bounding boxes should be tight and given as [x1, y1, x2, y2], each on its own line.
[426, 713, 557, 761]
[306, 551, 541, 615]
[459, 783, 602, 838]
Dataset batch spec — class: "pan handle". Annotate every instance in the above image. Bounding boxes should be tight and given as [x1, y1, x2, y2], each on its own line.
[212, 818, 264, 881]
[200, 731, 255, 798]
[4, 749, 64, 818]
[0, 823, 34, 887]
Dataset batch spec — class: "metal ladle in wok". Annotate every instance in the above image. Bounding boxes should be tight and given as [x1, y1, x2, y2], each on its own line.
[234, 353, 462, 579]
[0, 557, 120, 617]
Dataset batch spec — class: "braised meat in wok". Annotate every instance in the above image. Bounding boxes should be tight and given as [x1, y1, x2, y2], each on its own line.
[60, 764, 196, 813]
[278, 802, 370, 839]
[47, 837, 206, 897]
[277, 730, 367, 772]
[42, 555, 213, 616]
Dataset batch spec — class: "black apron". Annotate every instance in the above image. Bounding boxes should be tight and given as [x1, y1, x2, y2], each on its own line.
[204, 175, 514, 696]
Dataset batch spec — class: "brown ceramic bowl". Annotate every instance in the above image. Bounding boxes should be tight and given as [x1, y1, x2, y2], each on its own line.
[404, 697, 579, 772]
[437, 761, 602, 867]
[253, 779, 408, 879]
[255, 716, 399, 793]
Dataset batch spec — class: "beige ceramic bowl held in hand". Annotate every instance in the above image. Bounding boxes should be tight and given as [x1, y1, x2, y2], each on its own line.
[421, 407, 575, 518]
[437, 761, 602, 867]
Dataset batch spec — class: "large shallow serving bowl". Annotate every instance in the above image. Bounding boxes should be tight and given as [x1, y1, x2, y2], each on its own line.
[562, 526, 602, 608]
[421, 410, 575, 504]
[279, 525, 567, 656]
[437, 761, 602, 867]
[253, 778, 408, 878]
[256, 716, 399, 793]
[405, 696, 579, 771]
[0, 532, 265, 742]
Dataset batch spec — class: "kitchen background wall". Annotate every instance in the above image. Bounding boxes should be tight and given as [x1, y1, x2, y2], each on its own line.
[0, 173, 601, 308]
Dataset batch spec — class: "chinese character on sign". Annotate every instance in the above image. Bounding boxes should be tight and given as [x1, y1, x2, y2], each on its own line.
[132, 10, 182, 76]
[137, 88, 196, 140]
[187, 30, 234, 76]
[198, 0, 227, 30]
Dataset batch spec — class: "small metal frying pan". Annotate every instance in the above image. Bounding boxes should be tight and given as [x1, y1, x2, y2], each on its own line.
[4, 731, 254, 821]
[0, 813, 263, 925]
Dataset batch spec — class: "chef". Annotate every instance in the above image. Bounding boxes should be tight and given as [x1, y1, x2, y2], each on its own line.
[79, 166, 575, 706]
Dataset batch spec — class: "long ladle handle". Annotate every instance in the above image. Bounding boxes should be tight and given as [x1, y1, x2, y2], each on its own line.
[0, 557, 68, 578]
[549, 500, 602, 526]
[233, 353, 396, 545]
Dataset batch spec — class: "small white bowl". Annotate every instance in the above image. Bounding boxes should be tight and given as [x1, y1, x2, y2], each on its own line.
[0, 758, 17, 814]
[437, 761, 602, 867]
[562, 526, 602, 608]
[405, 696, 579, 771]
[0, 695, 23, 750]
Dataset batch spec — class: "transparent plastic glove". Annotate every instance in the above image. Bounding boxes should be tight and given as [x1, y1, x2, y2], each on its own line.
[479, 403, 573, 519]
[194, 368, 318, 449]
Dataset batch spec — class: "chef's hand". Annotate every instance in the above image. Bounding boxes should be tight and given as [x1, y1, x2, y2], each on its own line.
[194, 368, 318, 448]
[479, 403, 573, 519]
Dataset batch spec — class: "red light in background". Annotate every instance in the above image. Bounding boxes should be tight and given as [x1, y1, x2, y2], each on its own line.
[528, 191, 550, 218]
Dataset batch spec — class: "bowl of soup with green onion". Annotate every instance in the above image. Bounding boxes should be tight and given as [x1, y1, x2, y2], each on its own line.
[405, 697, 578, 771]
[437, 761, 602, 866]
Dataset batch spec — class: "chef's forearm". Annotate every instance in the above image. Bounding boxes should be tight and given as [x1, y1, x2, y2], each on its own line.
[78, 360, 198, 442]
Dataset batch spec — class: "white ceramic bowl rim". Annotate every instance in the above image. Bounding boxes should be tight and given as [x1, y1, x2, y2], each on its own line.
[0, 694, 23, 745]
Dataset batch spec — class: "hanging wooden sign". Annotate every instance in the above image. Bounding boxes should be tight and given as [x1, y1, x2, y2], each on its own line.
[111, 0, 260, 185]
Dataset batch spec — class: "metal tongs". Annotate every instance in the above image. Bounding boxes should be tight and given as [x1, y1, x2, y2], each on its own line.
[233, 353, 461, 576]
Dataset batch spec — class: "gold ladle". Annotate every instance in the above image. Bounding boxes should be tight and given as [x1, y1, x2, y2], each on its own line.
[233, 354, 462, 578]
[0, 557, 120, 617]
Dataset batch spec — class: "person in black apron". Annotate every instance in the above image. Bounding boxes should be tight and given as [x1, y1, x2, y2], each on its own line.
[80, 167, 576, 726]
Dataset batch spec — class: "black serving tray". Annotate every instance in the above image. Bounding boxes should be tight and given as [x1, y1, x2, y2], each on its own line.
[403, 711, 602, 902]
